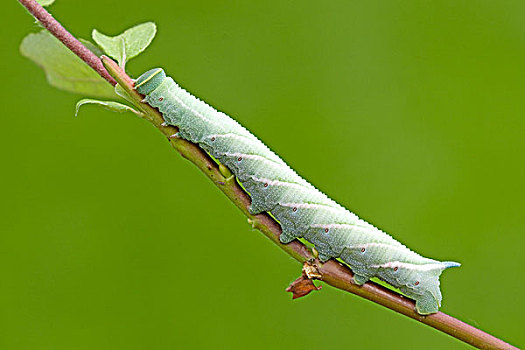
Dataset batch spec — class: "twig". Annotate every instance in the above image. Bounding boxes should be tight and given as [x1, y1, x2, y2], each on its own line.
[18, 1, 517, 349]
[18, 0, 117, 86]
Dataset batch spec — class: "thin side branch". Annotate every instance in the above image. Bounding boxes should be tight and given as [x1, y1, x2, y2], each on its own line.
[18, 1, 517, 349]
[19, 0, 117, 86]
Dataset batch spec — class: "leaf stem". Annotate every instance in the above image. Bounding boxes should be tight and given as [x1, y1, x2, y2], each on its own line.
[18, 1, 517, 349]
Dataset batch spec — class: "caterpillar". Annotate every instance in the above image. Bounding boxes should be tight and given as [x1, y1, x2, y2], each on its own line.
[135, 68, 460, 315]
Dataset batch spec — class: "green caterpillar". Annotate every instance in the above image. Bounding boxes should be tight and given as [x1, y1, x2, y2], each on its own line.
[135, 68, 460, 315]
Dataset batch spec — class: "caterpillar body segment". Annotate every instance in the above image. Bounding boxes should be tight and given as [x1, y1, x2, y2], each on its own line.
[135, 68, 460, 315]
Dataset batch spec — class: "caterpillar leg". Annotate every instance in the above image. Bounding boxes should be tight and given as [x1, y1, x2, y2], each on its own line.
[414, 293, 440, 315]
[279, 229, 296, 244]
[318, 252, 331, 262]
[353, 274, 369, 285]
[248, 202, 266, 215]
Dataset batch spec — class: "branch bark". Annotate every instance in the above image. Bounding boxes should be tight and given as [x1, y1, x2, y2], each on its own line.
[18, 1, 517, 349]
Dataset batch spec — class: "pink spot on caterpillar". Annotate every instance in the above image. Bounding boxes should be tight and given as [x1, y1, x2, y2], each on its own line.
[361, 248, 366, 253]
[158, 97, 164, 101]
[292, 207, 297, 212]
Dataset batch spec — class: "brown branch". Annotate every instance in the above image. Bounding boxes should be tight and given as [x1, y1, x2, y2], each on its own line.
[18, 1, 518, 349]
[18, 0, 117, 86]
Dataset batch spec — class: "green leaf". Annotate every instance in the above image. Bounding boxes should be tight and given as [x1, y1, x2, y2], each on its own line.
[79, 39, 104, 57]
[20, 31, 115, 98]
[37, 0, 55, 6]
[114, 84, 135, 104]
[92, 22, 156, 68]
[75, 99, 142, 117]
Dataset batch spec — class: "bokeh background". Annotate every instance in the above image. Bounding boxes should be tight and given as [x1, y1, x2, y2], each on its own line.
[1, 0, 523, 349]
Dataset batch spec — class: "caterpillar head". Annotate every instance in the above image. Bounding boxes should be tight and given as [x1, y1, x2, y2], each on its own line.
[135, 68, 166, 95]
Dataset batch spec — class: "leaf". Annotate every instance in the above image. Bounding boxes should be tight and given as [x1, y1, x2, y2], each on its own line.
[92, 22, 156, 68]
[20, 31, 115, 98]
[114, 84, 135, 104]
[37, 0, 55, 6]
[79, 39, 104, 57]
[285, 260, 322, 299]
[286, 276, 322, 299]
[75, 99, 142, 117]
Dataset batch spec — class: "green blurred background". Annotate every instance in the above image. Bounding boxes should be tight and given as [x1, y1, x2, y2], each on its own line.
[2, 0, 523, 349]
